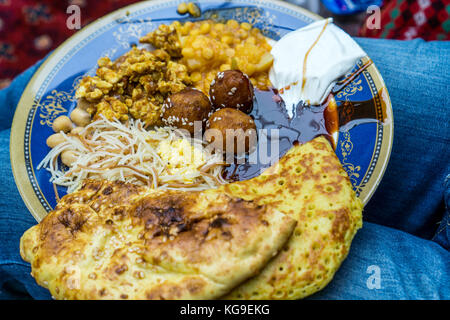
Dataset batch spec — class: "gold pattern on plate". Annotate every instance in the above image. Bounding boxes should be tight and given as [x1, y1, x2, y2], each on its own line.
[334, 76, 365, 194]
[37, 76, 82, 127]
[335, 78, 363, 100]
[339, 131, 363, 195]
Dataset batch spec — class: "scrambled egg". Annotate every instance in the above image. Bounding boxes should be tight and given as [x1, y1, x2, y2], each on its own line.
[157, 139, 206, 183]
[75, 47, 191, 126]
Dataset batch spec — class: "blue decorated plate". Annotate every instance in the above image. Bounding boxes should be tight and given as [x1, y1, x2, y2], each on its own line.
[10, 0, 393, 221]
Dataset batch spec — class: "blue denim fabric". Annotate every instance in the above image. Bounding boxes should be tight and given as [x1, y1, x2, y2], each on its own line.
[0, 59, 44, 131]
[0, 38, 448, 300]
[432, 175, 450, 250]
[355, 38, 450, 241]
[311, 222, 450, 299]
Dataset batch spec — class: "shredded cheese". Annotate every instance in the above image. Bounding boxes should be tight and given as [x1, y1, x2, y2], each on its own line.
[38, 115, 228, 193]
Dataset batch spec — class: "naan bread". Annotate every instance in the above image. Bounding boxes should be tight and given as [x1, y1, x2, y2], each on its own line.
[20, 182, 296, 300]
[221, 136, 363, 299]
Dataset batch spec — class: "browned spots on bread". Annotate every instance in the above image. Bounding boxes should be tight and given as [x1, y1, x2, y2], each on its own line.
[222, 136, 363, 300]
[331, 208, 351, 242]
[20, 178, 296, 300]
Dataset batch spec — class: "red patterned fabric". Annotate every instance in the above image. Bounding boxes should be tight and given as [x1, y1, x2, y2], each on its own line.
[0, 0, 141, 88]
[359, 0, 450, 40]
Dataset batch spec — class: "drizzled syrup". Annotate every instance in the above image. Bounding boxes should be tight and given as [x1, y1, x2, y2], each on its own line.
[222, 88, 338, 181]
[222, 86, 386, 182]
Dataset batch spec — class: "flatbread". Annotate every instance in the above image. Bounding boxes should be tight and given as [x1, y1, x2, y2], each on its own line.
[221, 136, 363, 299]
[20, 182, 296, 300]
[21, 136, 362, 300]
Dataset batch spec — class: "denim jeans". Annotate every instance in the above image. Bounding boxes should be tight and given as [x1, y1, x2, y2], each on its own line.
[0, 38, 449, 300]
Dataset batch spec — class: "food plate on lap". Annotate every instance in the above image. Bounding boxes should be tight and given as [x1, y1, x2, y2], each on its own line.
[10, 0, 393, 300]
[11, 0, 393, 222]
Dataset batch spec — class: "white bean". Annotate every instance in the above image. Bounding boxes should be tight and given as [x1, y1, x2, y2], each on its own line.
[61, 150, 78, 167]
[46, 133, 65, 148]
[70, 108, 91, 127]
[52, 116, 73, 133]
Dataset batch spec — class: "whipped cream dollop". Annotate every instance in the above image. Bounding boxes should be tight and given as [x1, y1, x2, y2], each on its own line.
[269, 18, 366, 118]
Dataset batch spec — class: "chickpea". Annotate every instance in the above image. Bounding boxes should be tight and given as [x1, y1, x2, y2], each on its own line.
[241, 22, 252, 31]
[199, 22, 211, 34]
[190, 29, 200, 37]
[61, 150, 78, 167]
[225, 48, 235, 57]
[187, 2, 201, 17]
[209, 30, 218, 38]
[206, 72, 216, 84]
[251, 28, 261, 36]
[46, 133, 65, 148]
[187, 58, 202, 71]
[235, 44, 244, 51]
[180, 25, 190, 35]
[237, 29, 248, 39]
[220, 64, 231, 72]
[214, 23, 225, 32]
[52, 116, 73, 133]
[221, 36, 233, 45]
[177, 20, 272, 93]
[226, 19, 239, 29]
[190, 71, 202, 83]
[192, 39, 202, 49]
[246, 36, 256, 45]
[245, 63, 256, 76]
[202, 47, 214, 60]
[177, 2, 188, 14]
[182, 47, 195, 58]
[171, 20, 181, 28]
[70, 108, 91, 127]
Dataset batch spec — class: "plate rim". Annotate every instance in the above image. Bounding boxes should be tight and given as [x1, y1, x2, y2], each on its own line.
[10, 0, 393, 222]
